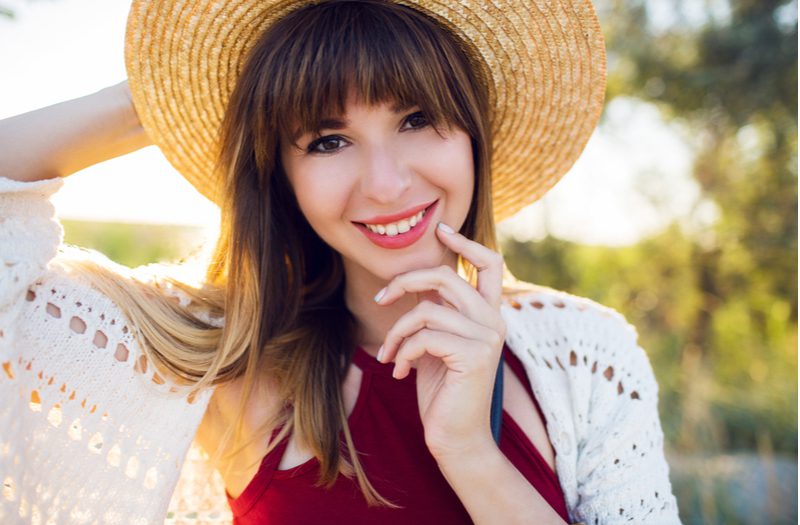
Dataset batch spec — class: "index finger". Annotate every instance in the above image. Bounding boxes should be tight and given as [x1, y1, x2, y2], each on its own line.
[436, 222, 503, 309]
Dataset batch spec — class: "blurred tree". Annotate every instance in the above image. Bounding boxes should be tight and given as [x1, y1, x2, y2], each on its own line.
[505, 0, 797, 455]
[603, 0, 797, 454]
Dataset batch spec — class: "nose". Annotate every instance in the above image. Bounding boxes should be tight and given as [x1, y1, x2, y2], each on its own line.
[358, 143, 411, 204]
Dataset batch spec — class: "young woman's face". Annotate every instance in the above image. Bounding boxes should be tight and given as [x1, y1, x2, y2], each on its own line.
[281, 97, 474, 284]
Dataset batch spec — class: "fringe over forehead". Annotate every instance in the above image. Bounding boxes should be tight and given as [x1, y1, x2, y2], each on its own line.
[243, 0, 490, 149]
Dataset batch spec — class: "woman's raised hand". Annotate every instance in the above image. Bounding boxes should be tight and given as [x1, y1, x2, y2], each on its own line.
[374, 222, 506, 461]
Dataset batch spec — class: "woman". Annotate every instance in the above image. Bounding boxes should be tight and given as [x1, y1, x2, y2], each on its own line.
[0, 0, 681, 523]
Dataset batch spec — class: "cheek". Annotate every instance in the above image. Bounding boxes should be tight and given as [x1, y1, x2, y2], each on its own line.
[449, 133, 475, 187]
[283, 158, 353, 238]
[295, 178, 345, 232]
[418, 130, 474, 209]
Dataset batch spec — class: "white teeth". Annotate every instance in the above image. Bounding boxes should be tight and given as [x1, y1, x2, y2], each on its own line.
[364, 207, 429, 236]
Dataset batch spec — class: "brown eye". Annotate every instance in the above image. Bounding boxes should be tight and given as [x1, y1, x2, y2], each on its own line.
[403, 112, 429, 130]
[307, 136, 347, 153]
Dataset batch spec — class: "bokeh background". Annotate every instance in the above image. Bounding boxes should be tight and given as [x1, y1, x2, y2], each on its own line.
[2, 0, 797, 523]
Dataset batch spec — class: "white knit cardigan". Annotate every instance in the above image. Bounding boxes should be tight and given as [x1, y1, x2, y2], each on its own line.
[0, 176, 681, 524]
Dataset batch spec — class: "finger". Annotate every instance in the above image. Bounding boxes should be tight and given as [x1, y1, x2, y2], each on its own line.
[376, 265, 494, 323]
[416, 290, 447, 307]
[391, 328, 497, 380]
[379, 301, 499, 364]
[435, 222, 503, 309]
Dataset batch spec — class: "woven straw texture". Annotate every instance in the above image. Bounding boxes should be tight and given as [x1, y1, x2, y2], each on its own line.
[125, 0, 606, 222]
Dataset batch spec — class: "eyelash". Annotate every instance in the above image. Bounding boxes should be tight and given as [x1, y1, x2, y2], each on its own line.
[305, 111, 430, 154]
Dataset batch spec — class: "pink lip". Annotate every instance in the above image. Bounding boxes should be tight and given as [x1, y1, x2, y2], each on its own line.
[354, 200, 438, 250]
[355, 200, 436, 225]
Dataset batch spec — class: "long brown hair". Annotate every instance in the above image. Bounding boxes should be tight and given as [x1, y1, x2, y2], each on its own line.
[64, 0, 496, 507]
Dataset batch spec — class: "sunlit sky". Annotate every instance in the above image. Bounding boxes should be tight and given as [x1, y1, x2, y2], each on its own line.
[0, 0, 704, 246]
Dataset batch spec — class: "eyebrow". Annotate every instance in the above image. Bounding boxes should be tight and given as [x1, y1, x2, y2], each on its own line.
[290, 103, 419, 143]
[291, 117, 347, 143]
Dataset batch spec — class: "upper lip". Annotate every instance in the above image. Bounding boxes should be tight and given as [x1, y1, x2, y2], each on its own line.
[354, 199, 437, 225]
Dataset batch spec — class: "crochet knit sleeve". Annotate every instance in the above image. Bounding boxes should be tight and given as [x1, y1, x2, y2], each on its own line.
[570, 309, 681, 524]
[0, 176, 64, 338]
[0, 176, 218, 524]
[502, 288, 682, 524]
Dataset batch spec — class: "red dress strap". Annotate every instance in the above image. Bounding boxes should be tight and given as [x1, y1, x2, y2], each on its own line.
[503, 345, 550, 427]
[226, 426, 290, 517]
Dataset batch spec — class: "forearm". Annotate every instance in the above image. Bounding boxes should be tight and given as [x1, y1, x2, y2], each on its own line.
[0, 81, 151, 182]
[437, 443, 568, 525]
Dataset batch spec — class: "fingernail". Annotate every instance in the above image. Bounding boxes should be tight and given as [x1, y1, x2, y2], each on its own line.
[376, 345, 385, 362]
[437, 222, 455, 234]
[373, 287, 387, 303]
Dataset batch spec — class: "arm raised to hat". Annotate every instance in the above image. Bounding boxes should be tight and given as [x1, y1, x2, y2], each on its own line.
[0, 81, 150, 183]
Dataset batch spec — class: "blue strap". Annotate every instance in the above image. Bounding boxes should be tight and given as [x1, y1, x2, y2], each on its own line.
[490, 354, 504, 444]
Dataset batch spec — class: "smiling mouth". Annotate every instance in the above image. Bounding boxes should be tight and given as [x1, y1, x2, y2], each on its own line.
[358, 204, 434, 237]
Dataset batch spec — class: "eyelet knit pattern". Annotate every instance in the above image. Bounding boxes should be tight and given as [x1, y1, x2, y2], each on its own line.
[0, 176, 681, 524]
[501, 291, 681, 523]
[0, 177, 216, 524]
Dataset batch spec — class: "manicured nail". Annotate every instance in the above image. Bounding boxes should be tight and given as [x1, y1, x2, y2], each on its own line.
[376, 345, 385, 362]
[437, 222, 455, 234]
[374, 287, 387, 303]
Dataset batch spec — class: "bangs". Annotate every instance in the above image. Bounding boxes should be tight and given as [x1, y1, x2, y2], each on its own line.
[259, 0, 485, 144]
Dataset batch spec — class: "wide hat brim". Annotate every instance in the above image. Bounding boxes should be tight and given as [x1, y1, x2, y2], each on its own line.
[125, 0, 606, 222]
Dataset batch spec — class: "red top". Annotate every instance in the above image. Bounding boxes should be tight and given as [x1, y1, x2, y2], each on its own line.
[226, 344, 569, 524]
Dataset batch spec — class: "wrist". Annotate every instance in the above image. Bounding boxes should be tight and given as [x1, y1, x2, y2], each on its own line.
[430, 434, 498, 467]
[110, 82, 139, 126]
[102, 81, 151, 150]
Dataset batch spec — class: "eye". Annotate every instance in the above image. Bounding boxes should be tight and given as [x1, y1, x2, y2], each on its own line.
[402, 111, 429, 130]
[306, 135, 348, 154]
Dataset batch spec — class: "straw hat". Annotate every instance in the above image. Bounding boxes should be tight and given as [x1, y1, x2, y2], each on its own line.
[125, 0, 606, 222]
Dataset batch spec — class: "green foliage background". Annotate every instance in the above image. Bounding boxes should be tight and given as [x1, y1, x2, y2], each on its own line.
[59, 0, 797, 523]
[503, 1, 798, 522]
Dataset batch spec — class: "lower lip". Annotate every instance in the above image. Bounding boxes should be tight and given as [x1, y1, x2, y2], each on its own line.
[355, 201, 438, 250]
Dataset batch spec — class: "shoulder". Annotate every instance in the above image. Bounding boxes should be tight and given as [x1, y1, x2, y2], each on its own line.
[499, 281, 658, 411]
[500, 283, 641, 359]
[21, 255, 212, 397]
[501, 281, 631, 324]
[15, 245, 217, 406]
[499, 283, 679, 523]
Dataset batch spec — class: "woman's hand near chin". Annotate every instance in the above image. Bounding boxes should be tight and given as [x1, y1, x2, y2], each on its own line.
[373, 221, 506, 460]
[0, 80, 150, 182]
